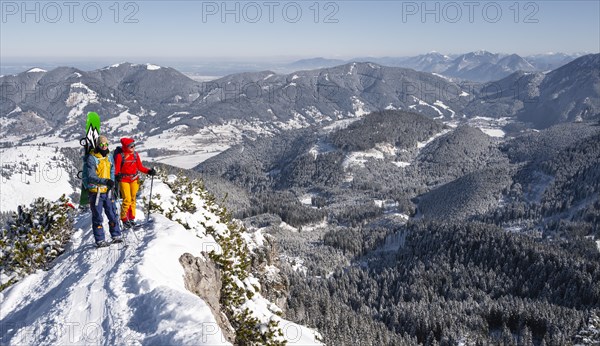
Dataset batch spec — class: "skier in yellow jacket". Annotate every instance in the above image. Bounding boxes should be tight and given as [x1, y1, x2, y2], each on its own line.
[84, 135, 122, 247]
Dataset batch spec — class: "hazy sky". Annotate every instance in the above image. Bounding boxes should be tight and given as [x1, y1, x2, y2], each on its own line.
[1, 0, 599, 61]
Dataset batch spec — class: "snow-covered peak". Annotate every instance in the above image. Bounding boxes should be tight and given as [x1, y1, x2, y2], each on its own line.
[473, 49, 492, 56]
[27, 68, 47, 73]
[424, 51, 450, 59]
[146, 64, 161, 71]
[103, 62, 137, 70]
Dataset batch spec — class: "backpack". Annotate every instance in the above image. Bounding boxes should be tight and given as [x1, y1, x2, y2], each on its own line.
[81, 148, 94, 190]
[113, 146, 139, 170]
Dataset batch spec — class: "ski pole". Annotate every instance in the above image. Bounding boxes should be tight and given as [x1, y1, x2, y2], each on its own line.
[113, 190, 121, 225]
[146, 175, 154, 223]
[129, 223, 140, 241]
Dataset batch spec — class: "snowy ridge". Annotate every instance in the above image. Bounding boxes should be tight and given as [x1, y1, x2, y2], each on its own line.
[0, 175, 322, 345]
[308, 139, 336, 159]
[1, 214, 229, 345]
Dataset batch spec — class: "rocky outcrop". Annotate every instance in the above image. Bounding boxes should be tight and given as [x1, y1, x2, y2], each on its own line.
[179, 252, 235, 343]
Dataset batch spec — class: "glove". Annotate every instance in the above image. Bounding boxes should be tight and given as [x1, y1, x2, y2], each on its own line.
[115, 173, 122, 182]
[148, 168, 156, 176]
[106, 179, 115, 189]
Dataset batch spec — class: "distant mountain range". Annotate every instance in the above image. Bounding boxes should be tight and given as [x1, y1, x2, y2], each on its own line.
[287, 51, 588, 82]
[464, 54, 600, 128]
[0, 54, 598, 165]
[1, 51, 587, 83]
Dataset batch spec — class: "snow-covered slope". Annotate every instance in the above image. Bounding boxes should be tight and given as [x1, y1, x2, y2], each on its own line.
[0, 213, 230, 345]
[0, 146, 75, 212]
[0, 176, 322, 345]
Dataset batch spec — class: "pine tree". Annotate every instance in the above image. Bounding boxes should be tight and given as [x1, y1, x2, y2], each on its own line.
[0, 195, 74, 291]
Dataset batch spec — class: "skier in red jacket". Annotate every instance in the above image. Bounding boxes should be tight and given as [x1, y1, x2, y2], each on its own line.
[114, 137, 156, 228]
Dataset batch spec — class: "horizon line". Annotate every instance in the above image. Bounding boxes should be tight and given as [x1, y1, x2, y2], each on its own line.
[1, 50, 597, 62]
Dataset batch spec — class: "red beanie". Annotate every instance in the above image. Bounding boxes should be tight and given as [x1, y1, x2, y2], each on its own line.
[121, 137, 135, 147]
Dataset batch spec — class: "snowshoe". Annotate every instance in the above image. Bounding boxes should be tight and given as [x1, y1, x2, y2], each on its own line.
[124, 220, 144, 229]
[96, 240, 110, 248]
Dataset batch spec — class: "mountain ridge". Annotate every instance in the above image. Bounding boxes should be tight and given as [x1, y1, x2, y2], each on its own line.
[1, 55, 598, 170]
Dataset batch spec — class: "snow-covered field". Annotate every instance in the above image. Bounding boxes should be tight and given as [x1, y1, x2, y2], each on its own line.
[103, 110, 140, 133]
[0, 177, 322, 345]
[467, 116, 512, 138]
[0, 146, 75, 212]
[140, 120, 277, 169]
[17, 119, 261, 171]
[151, 151, 225, 169]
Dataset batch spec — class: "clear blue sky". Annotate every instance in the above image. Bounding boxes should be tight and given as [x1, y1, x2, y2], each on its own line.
[1, 0, 598, 61]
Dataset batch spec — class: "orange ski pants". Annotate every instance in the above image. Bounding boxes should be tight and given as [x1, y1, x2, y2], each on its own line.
[119, 180, 139, 221]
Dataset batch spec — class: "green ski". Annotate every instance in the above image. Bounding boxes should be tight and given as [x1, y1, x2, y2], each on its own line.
[79, 112, 101, 207]
[85, 112, 101, 148]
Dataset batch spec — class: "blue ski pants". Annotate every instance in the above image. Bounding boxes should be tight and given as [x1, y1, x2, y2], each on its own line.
[89, 192, 122, 243]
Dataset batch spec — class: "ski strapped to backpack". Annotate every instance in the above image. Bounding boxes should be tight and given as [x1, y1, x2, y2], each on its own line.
[78, 112, 101, 207]
[77, 112, 117, 206]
